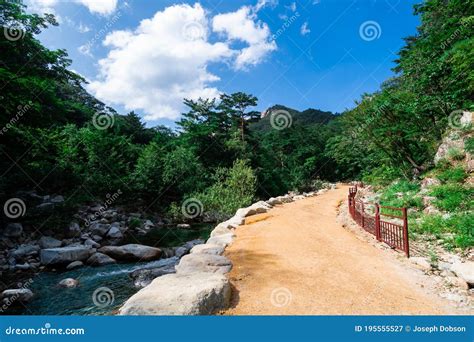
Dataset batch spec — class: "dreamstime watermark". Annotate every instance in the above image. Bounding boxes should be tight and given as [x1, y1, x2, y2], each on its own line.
[270, 109, 293, 130]
[270, 287, 292, 307]
[5, 323, 85, 336]
[359, 21, 382, 41]
[3, 25, 25, 41]
[84, 189, 122, 227]
[272, 12, 301, 41]
[3, 198, 26, 219]
[440, 16, 474, 50]
[448, 110, 472, 129]
[92, 287, 115, 308]
[0, 101, 33, 136]
[182, 21, 205, 41]
[181, 198, 203, 219]
[0, 278, 34, 313]
[92, 112, 115, 130]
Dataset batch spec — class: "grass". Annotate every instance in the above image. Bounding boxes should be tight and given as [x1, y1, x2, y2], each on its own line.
[379, 180, 423, 209]
[465, 136, 474, 154]
[437, 166, 467, 183]
[429, 184, 473, 212]
[412, 212, 474, 249]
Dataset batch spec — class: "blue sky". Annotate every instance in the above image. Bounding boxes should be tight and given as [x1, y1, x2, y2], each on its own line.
[28, 0, 420, 127]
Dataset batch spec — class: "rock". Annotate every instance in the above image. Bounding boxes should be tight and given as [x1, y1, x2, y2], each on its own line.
[91, 235, 103, 242]
[267, 197, 282, 206]
[191, 244, 225, 256]
[106, 226, 123, 239]
[119, 272, 231, 315]
[50, 195, 64, 204]
[176, 223, 191, 229]
[65, 222, 81, 238]
[36, 202, 54, 211]
[58, 278, 78, 288]
[99, 244, 162, 261]
[434, 132, 466, 164]
[11, 244, 39, 259]
[175, 239, 204, 258]
[422, 196, 436, 207]
[446, 276, 469, 290]
[160, 247, 176, 258]
[276, 195, 293, 203]
[40, 246, 94, 265]
[89, 222, 110, 236]
[210, 224, 233, 238]
[39, 236, 62, 249]
[15, 263, 31, 270]
[66, 261, 84, 270]
[410, 256, 432, 271]
[451, 261, 474, 287]
[293, 195, 305, 200]
[2, 289, 34, 302]
[86, 252, 116, 266]
[206, 233, 234, 247]
[84, 238, 100, 248]
[176, 254, 232, 275]
[3, 223, 23, 238]
[423, 206, 440, 215]
[421, 178, 441, 191]
[130, 257, 179, 288]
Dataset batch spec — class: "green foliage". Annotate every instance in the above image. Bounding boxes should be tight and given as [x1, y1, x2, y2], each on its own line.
[379, 180, 423, 209]
[195, 160, 257, 221]
[413, 212, 474, 249]
[465, 137, 474, 154]
[437, 166, 467, 183]
[447, 147, 465, 161]
[430, 184, 473, 212]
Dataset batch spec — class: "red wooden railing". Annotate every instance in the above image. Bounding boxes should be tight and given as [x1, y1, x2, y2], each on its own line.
[348, 185, 410, 257]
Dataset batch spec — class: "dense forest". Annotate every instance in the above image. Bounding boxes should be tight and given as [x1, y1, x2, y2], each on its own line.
[0, 1, 472, 247]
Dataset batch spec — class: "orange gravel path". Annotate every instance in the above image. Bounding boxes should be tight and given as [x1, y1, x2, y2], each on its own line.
[223, 185, 451, 315]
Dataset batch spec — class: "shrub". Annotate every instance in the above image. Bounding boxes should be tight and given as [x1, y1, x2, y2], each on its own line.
[437, 166, 467, 183]
[447, 147, 465, 161]
[465, 137, 474, 154]
[413, 212, 474, 249]
[379, 180, 423, 209]
[430, 184, 473, 212]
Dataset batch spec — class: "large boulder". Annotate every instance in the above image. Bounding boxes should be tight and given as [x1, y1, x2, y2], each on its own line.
[39, 236, 62, 249]
[174, 239, 204, 258]
[106, 226, 123, 239]
[130, 257, 179, 288]
[267, 197, 282, 206]
[206, 233, 234, 247]
[190, 244, 225, 256]
[87, 252, 116, 266]
[451, 261, 474, 287]
[99, 244, 162, 261]
[40, 246, 94, 265]
[210, 224, 233, 238]
[119, 272, 231, 315]
[2, 289, 34, 303]
[3, 223, 23, 238]
[176, 254, 232, 275]
[89, 222, 110, 236]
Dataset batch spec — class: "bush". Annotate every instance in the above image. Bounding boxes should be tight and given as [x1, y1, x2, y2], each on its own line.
[413, 212, 474, 249]
[437, 166, 467, 183]
[465, 137, 474, 154]
[194, 159, 257, 221]
[447, 147, 465, 161]
[430, 184, 473, 212]
[379, 180, 423, 209]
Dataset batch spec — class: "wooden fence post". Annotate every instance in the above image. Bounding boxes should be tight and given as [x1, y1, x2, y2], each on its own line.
[402, 207, 410, 258]
[375, 204, 381, 241]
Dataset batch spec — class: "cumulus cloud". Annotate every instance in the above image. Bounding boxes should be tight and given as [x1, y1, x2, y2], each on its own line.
[88, 3, 276, 122]
[212, 6, 276, 70]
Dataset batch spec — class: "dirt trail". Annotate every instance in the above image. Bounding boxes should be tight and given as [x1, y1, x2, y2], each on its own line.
[223, 185, 455, 315]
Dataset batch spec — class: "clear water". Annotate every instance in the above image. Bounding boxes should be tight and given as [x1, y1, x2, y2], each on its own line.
[9, 225, 213, 315]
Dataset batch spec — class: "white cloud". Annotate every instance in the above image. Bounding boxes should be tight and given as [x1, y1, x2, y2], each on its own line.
[212, 6, 276, 70]
[88, 3, 276, 122]
[78, 22, 91, 33]
[26, 0, 117, 15]
[76, 0, 118, 15]
[300, 21, 310, 36]
[286, 2, 297, 12]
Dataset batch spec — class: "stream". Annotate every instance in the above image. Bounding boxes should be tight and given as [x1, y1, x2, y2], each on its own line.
[8, 224, 213, 315]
